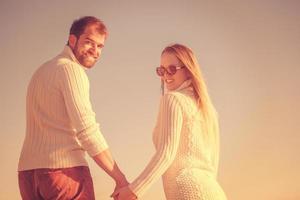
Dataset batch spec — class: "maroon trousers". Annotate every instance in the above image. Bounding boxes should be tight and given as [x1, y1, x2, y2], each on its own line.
[18, 166, 95, 200]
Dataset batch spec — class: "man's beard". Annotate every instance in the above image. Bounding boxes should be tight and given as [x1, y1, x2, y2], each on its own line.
[72, 43, 97, 68]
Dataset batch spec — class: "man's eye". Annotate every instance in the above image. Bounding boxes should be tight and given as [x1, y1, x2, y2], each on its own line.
[85, 40, 93, 45]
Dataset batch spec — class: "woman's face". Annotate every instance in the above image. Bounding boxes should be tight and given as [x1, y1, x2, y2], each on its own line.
[160, 52, 189, 91]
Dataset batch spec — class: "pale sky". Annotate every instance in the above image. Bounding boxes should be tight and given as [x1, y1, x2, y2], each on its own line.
[1, 0, 300, 199]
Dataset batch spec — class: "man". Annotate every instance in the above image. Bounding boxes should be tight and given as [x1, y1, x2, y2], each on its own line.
[18, 16, 128, 200]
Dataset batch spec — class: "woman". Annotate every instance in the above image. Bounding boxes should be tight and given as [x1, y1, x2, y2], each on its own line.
[113, 44, 227, 200]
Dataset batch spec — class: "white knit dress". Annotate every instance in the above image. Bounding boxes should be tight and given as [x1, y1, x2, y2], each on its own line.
[129, 80, 227, 200]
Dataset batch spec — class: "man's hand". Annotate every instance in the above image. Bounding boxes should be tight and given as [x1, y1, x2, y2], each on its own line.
[112, 178, 129, 200]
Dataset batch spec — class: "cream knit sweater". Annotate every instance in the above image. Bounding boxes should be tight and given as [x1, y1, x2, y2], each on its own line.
[18, 46, 108, 171]
[128, 80, 226, 199]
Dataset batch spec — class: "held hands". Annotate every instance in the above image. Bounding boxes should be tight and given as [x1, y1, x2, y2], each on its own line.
[111, 186, 137, 200]
[112, 177, 130, 200]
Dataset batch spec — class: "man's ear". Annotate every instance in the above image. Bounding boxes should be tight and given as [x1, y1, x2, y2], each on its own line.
[68, 34, 77, 48]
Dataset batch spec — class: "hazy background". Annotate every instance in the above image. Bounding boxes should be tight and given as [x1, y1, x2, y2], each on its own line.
[1, 0, 299, 199]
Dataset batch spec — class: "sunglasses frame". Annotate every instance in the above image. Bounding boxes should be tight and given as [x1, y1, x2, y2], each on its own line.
[156, 65, 185, 76]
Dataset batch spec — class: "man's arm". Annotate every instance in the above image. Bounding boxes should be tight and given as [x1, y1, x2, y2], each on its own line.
[58, 63, 128, 187]
[93, 149, 128, 186]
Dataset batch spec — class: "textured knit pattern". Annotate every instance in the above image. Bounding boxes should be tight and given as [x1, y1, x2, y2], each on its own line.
[18, 46, 108, 171]
[129, 80, 227, 200]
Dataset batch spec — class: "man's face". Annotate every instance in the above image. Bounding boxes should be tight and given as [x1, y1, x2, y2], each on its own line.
[69, 24, 105, 68]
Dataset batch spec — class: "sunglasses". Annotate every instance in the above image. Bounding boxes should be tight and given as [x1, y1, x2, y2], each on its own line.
[156, 65, 185, 76]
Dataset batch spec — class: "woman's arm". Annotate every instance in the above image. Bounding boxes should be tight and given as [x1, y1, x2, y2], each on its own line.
[115, 93, 184, 199]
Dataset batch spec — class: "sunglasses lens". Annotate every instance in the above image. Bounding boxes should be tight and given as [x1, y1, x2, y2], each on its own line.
[156, 67, 165, 76]
[168, 65, 177, 75]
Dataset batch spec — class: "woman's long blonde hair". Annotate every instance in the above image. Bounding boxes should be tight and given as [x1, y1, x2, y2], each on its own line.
[161, 44, 220, 170]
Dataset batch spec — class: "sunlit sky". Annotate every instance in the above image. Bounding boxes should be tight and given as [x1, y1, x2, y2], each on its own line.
[1, 0, 300, 199]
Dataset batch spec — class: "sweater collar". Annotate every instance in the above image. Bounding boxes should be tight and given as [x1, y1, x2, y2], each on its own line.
[61, 45, 88, 70]
[165, 79, 193, 93]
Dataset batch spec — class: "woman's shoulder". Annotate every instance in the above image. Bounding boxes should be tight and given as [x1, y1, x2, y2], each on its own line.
[160, 91, 189, 110]
[164, 90, 194, 102]
[163, 90, 185, 100]
[162, 90, 198, 113]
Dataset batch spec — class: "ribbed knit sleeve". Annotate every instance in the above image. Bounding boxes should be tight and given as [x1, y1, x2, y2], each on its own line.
[58, 63, 108, 156]
[129, 93, 183, 197]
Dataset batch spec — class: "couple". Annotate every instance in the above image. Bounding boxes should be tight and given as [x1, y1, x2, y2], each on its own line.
[18, 16, 227, 200]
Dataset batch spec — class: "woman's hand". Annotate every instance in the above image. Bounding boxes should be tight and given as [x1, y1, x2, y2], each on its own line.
[111, 186, 137, 200]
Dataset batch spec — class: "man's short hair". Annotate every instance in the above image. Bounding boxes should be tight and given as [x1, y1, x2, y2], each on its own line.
[69, 16, 108, 39]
